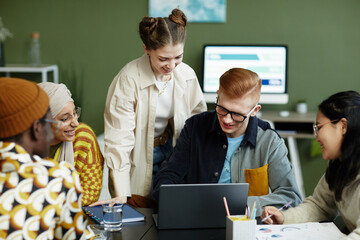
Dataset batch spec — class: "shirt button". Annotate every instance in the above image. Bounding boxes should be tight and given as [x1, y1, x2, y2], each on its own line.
[214, 172, 219, 177]
[223, 144, 227, 149]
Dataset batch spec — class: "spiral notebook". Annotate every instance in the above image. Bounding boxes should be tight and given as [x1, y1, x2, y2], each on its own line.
[82, 204, 145, 224]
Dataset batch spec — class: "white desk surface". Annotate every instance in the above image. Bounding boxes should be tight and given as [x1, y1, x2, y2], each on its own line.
[260, 111, 316, 123]
[0, 64, 57, 71]
[0, 64, 59, 83]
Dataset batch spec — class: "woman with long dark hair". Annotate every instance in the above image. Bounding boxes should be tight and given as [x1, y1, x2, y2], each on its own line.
[262, 90, 360, 238]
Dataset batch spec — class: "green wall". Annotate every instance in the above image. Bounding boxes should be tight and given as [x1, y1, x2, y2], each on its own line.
[1, 0, 360, 195]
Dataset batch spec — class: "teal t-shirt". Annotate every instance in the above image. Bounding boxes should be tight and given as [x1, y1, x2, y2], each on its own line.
[218, 135, 244, 183]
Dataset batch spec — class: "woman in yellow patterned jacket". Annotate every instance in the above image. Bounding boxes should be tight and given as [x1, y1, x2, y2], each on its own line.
[39, 82, 104, 206]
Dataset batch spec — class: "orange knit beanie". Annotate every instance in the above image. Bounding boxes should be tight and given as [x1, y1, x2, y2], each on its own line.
[0, 77, 49, 139]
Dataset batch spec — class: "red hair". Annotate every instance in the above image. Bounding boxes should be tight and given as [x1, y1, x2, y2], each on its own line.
[219, 68, 261, 101]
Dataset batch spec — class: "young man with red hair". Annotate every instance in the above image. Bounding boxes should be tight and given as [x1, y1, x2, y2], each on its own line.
[154, 68, 301, 215]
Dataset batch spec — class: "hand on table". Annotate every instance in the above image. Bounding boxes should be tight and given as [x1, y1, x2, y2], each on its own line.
[89, 196, 127, 207]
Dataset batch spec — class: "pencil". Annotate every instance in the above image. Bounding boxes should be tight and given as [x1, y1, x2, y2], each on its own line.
[250, 201, 256, 220]
[261, 200, 293, 222]
[223, 196, 230, 217]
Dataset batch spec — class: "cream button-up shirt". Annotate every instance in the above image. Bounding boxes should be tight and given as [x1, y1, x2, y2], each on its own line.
[104, 54, 207, 198]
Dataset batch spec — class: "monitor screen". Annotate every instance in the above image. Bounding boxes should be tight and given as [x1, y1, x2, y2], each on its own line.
[202, 45, 288, 104]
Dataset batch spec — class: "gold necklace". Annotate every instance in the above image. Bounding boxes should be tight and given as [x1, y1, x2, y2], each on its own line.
[157, 74, 172, 95]
[158, 80, 170, 95]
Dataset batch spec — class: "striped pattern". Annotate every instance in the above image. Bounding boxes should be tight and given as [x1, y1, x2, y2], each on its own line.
[73, 122, 104, 206]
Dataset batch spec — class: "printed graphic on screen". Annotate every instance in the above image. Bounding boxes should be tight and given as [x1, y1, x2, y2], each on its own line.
[203, 46, 287, 94]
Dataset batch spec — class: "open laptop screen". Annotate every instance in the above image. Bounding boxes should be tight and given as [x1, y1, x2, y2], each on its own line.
[157, 183, 249, 229]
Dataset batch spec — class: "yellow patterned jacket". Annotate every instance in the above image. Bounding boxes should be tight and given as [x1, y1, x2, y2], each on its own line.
[54, 122, 104, 206]
[0, 141, 93, 239]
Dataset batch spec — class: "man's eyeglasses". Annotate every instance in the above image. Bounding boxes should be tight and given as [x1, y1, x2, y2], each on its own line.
[42, 118, 61, 134]
[58, 107, 81, 127]
[215, 104, 257, 123]
[313, 119, 339, 137]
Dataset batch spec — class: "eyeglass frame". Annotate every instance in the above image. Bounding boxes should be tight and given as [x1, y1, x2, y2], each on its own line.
[215, 103, 258, 123]
[57, 106, 81, 127]
[42, 118, 62, 134]
[312, 119, 339, 137]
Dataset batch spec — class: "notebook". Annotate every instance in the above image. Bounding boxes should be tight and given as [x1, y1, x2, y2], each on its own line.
[82, 203, 145, 224]
[155, 183, 249, 229]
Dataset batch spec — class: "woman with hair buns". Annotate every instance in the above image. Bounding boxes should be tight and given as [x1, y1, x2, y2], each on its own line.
[91, 8, 206, 208]
[38, 82, 104, 206]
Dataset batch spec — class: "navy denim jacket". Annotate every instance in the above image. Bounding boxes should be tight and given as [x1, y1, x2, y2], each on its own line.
[154, 111, 302, 214]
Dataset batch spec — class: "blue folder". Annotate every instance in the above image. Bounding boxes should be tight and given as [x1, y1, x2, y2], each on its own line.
[83, 204, 145, 224]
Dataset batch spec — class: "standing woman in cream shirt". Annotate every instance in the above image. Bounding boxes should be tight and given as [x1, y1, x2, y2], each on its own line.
[91, 8, 206, 207]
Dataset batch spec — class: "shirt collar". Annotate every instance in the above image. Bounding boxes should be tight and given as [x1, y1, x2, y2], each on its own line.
[139, 54, 156, 89]
[241, 116, 258, 147]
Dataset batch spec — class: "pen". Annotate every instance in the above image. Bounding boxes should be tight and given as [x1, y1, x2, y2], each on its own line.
[261, 200, 293, 222]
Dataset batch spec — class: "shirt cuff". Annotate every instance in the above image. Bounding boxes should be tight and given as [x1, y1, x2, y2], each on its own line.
[110, 168, 131, 197]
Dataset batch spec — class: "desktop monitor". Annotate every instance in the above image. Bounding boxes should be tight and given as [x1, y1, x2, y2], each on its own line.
[202, 45, 288, 104]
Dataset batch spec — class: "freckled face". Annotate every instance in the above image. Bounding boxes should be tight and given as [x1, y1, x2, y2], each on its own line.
[315, 111, 344, 160]
[144, 43, 184, 79]
[52, 102, 79, 145]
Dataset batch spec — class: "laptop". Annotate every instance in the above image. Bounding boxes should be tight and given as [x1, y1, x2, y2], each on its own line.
[155, 183, 249, 229]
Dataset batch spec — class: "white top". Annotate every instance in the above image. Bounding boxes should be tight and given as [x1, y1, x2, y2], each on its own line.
[154, 74, 174, 137]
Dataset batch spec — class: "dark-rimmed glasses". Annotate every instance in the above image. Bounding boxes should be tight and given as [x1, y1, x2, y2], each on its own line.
[215, 104, 257, 123]
[313, 119, 339, 137]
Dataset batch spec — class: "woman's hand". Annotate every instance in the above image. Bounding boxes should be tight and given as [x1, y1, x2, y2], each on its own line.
[89, 196, 127, 207]
[261, 206, 285, 224]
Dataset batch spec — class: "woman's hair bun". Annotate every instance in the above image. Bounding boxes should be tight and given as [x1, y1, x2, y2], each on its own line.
[140, 16, 159, 35]
[169, 8, 187, 27]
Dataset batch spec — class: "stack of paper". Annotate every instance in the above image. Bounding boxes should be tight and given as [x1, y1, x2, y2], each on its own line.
[256, 222, 345, 240]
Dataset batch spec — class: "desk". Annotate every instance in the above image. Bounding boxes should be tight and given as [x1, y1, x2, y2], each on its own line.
[113, 208, 229, 240]
[0, 64, 59, 83]
[146, 225, 226, 240]
[101, 208, 228, 240]
[259, 111, 316, 198]
[130, 214, 263, 240]
[94, 208, 155, 240]
[106, 209, 346, 239]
